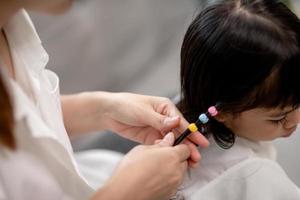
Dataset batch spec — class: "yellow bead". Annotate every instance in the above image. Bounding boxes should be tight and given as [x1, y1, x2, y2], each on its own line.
[188, 123, 198, 133]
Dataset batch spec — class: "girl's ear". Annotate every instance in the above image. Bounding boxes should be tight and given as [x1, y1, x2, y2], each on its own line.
[214, 112, 230, 123]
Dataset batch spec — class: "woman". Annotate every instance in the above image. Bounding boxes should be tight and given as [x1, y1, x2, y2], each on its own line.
[0, 0, 209, 200]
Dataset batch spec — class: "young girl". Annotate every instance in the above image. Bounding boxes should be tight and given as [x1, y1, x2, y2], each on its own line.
[177, 0, 300, 199]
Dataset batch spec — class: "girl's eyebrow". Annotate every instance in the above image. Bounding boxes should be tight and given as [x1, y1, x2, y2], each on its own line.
[268, 108, 295, 118]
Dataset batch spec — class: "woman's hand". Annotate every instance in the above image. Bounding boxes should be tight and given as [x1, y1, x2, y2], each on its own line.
[101, 92, 209, 167]
[61, 92, 209, 167]
[92, 133, 190, 200]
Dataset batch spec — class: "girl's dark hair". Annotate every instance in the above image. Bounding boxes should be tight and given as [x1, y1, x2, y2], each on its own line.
[178, 0, 300, 148]
[0, 70, 15, 150]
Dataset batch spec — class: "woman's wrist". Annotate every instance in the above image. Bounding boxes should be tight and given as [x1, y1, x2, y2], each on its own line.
[61, 91, 114, 136]
[91, 178, 135, 200]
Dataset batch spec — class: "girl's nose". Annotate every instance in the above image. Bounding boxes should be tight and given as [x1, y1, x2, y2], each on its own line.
[284, 108, 300, 129]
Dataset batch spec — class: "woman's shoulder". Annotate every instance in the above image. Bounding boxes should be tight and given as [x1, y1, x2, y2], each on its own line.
[190, 158, 300, 200]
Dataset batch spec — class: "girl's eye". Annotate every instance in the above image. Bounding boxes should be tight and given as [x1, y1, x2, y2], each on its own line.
[269, 116, 287, 125]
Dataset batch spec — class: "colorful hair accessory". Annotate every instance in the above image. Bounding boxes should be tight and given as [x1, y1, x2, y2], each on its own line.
[188, 123, 198, 133]
[208, 106, 218, 117]
[173, 103, 221, 146]
[199, 113, 209, 124]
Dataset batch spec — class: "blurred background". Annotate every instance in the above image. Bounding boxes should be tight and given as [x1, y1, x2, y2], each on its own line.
[30, 0, 300, 186]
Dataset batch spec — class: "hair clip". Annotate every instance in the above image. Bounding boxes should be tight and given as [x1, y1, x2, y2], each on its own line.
[188, 123, 198, 133]
[199, 113, 209, 124]
[174, 104, 220, 146]
[208, 106, 218, 116]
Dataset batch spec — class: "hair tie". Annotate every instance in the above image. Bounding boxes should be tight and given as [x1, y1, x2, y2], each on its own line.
[208, 106, 218, 117]
[174, 104, 220, 145]
[188, 123, 198, 133]
[199, 113, 209, 124]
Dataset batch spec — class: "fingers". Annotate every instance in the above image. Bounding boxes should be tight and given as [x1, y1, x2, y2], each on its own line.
[174, 144, 191, 162]
[176, 117, 209, 148]
[157, 132, 175, 147]
[148, 97, 209, 148]
[188, 132, 210, 148]
[160, 126, 203, 165]
[188, 159, 199, 169]
[156, 134, 199, 168]
[180, 161, 188, 173]
[161, 116, 181, 133]
[184, 140, 201, 163]
[141, 107, 180, 134]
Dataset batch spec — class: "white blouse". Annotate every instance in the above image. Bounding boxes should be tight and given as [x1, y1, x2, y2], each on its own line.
[0, 9, 122, 200]
[179, 137, 300, 199]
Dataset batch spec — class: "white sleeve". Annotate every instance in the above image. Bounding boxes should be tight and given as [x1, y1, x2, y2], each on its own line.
[190, 158, 300, 200]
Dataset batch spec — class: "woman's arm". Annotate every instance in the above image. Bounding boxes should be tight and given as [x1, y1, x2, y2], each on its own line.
[61, 92, 112, 136]
[61, 91, 182, 137]
[61, 92, 209, 166]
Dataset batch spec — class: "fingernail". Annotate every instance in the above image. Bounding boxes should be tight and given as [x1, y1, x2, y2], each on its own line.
[163, 132, 174, 142]
[164, 116, 179, 125]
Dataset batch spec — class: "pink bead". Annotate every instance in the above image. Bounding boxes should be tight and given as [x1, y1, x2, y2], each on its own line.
[208, 106, 218, 116]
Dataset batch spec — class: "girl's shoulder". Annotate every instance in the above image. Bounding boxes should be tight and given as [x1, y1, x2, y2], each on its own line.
[190, 158, 300, 200]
